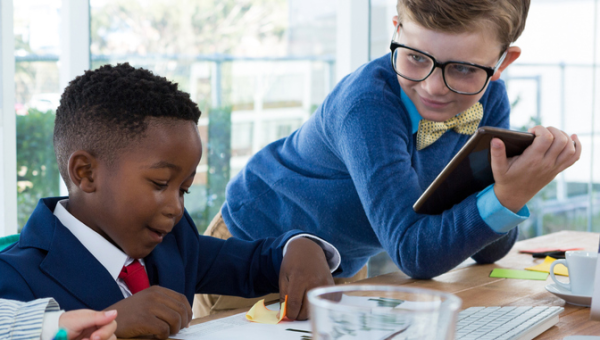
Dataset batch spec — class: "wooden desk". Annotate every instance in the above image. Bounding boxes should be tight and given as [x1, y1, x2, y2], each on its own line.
[192, 231, 600, 339]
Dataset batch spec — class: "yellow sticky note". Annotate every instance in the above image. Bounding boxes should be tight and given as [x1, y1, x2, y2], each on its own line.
[246, 295, 287, 324]
[525, 256, 569, 276]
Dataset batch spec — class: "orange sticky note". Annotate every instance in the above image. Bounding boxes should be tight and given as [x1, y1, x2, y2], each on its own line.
[525, 256, 569, 276]
[246, 295, 287, 324]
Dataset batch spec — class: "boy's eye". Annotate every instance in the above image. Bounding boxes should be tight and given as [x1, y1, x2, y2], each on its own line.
[408, 54, 428, 63]
[180, 189, 191, 195]
[448, 64, 478, 76]
[151, 180, 168, 189]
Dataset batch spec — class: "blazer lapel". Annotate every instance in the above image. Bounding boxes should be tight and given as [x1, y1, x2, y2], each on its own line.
[40, 219, 125, 311]
[144, 233, 185, 294]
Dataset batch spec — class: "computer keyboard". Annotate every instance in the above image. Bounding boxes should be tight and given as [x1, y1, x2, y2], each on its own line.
[456, 306, 564, 340]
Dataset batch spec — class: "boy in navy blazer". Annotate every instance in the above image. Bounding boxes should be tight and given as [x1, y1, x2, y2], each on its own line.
[0, 64, 338, 339]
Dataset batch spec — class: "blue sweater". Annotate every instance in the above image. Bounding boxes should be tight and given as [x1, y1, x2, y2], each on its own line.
[222, 54, 519, 279]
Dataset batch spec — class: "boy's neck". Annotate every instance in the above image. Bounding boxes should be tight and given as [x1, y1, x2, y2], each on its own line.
[65, 195, 122, 251]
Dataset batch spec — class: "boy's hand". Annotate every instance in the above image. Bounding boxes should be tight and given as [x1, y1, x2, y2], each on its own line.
[104, 286, 192, 339]
[59, 309, 118, 340]
[279, 237, 335, 321]
[491, 126, 581, 213]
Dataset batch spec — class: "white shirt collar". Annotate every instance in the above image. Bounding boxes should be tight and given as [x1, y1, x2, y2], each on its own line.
[53, 199, 141, 281]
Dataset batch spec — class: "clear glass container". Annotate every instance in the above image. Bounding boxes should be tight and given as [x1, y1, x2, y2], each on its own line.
[308, 284, 461, 340]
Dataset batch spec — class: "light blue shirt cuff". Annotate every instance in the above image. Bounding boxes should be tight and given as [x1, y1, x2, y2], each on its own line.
[476, 184, 529, 234]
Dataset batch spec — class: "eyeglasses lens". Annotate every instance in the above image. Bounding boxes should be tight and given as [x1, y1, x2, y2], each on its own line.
[444, 63, 489, 94]
[392, 46, 489, 94]
[392, 47, 433, 81]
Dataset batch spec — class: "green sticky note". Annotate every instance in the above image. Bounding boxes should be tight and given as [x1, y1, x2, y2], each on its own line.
[490, 268, 548, 281]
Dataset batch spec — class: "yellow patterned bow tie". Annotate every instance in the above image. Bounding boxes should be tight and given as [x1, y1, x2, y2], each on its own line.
[416, 102, 483, 150]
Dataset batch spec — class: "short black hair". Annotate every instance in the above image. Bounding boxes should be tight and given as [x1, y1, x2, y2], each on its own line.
[54, 63, 201, 188]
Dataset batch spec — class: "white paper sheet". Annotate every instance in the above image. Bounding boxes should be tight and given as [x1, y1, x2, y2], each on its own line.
[172, 302, 311, 340]
[172, 312, 312, 340]
[171, 296, 425, 340]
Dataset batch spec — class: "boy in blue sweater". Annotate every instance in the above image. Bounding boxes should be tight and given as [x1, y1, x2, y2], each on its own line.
[0, 64, 338, 339]
[204, 0, 581, 288]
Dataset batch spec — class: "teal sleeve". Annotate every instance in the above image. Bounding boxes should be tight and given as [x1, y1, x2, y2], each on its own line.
[477, 184, 529, 234]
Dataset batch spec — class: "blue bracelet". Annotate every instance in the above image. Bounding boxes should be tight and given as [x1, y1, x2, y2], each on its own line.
[52, 328, 68, 340]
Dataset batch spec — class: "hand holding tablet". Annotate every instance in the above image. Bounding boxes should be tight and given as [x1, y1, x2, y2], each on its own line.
[491, 126, 581, 213]
[413, 126, 580, 215]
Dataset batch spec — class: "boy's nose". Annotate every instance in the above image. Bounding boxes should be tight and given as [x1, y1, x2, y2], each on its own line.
[421, 68, 449, 97]
[164, 192, 184, 219]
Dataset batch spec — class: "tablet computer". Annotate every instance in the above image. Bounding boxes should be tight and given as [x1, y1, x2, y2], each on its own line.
[413, 126, 535, 215]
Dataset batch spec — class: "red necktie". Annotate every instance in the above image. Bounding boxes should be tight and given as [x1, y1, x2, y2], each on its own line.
[118, 260, 150, 295]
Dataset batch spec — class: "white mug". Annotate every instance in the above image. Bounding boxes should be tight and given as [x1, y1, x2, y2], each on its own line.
[550, 251, 597, 296]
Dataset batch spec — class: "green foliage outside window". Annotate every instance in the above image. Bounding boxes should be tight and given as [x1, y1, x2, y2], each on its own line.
[16, 109, 59, 231]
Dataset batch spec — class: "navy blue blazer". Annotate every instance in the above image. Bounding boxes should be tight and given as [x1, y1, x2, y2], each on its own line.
[0, 197, 303, 311]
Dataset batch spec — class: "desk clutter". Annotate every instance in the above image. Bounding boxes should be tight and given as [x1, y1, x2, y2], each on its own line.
[245, 295, 287, 324]
[519, 248, 584, 259]
[489, 249, 577, 281]
[526, 256, 569, 276]
[489, 249, 597, 308]
[176, 285, 462, 339]
[490, 268, 549, 281]
[176, 232, 599, 339]
[488, 256, 569, 280]
[176, 285, 580, 340]
[175, 298, 565, 340]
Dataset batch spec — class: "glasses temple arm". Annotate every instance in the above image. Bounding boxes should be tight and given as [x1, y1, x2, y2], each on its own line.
[494, 51, 508, 70]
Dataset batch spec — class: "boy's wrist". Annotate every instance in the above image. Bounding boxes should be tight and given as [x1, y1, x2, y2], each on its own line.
[477, 184, 529, 234]
[283, 234, 341, 273]
[493, 185, 528, 214]
[41, 311, 65, 340]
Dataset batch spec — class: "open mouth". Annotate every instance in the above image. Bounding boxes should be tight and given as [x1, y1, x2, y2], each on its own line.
[147, 226, 168, 241]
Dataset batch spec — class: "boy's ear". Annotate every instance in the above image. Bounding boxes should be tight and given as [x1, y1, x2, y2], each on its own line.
[491, 46, 521, 81]
[393, 15, 399, 28]
[68, 150, 98, 193]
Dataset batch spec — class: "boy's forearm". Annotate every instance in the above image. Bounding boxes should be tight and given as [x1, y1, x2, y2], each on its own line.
[195, 230, 305, 297]
[384, 195, 509, 279]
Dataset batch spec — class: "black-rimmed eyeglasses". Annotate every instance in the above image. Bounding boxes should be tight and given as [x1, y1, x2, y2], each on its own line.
[390, 25, 507, 95]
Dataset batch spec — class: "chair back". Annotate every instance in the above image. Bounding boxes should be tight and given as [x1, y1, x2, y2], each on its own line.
[0, 234, 19, 252]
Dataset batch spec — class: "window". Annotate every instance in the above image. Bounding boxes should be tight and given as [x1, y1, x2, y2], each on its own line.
[14, 0, 61, 230]
[503, 0, 600, 235]
[90, 0, 336, 232]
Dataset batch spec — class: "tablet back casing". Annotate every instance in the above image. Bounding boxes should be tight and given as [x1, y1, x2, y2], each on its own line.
[413, 127, 534, 215]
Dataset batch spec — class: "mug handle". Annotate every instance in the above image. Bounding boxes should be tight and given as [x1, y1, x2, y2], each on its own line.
[550, 260, 570, 291]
